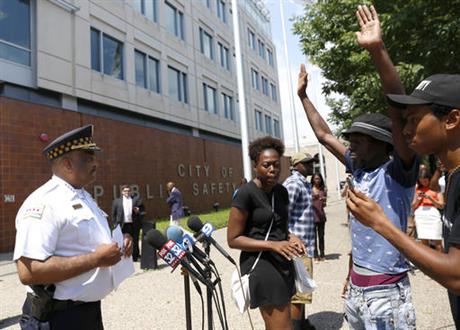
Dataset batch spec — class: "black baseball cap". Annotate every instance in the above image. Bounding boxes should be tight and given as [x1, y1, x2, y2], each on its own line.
[387, 74, 460, 109]
[342, 113, 393, 146]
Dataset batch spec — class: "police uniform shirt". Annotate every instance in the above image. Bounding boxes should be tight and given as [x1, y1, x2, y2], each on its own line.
[13, 175, 116, 302]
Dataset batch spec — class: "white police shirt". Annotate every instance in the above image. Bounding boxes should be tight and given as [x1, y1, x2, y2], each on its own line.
[14, 175, 118, 302]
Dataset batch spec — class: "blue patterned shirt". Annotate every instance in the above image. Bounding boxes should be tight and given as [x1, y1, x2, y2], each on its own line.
[283, 170, 315, 257]
[345, 150, 419, 274]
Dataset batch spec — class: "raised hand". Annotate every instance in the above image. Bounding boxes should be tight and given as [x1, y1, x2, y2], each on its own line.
[297, 64, 309, 98]
[355, 5, 383, 50]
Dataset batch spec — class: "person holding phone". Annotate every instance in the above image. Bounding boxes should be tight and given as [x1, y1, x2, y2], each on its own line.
[297, 5, 419, 328]
[412, 169, 444, 251]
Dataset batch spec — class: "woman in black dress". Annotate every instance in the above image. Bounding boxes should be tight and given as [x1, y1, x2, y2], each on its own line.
[227, 136, 305, 329]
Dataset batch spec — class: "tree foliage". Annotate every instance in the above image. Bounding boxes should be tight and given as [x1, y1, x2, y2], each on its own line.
[293, 0, 460, 131]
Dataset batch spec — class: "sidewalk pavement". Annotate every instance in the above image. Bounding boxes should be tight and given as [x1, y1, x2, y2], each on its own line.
[0, 200, 455, 329]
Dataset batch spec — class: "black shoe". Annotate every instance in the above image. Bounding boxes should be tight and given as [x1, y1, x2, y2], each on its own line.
[303, 318, 316, 330]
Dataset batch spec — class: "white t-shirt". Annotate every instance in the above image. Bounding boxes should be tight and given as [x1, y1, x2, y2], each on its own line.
[13, 175, 119, 302]
[122, 196, 133, 223]
[439, 175, 446, 193]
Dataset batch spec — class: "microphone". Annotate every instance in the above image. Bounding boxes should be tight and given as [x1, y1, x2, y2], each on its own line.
[166, 225, 214, 266]
[145, 229, 213, 288]
[166, 226, 208, 295]
[187, 216, 236, 265]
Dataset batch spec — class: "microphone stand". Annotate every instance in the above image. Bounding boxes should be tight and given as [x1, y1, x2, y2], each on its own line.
[203, 241, 213, 330]
[183, 271, 193, 330]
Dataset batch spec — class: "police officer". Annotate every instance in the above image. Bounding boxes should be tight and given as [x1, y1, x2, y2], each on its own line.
[13, 125, 133, 330]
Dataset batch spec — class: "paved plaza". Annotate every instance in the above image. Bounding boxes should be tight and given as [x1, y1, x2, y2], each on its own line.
[0, 199, 455, 329]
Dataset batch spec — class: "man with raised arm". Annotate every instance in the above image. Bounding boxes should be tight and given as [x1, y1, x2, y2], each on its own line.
[347, 5, 460, 329]
[297, 4, 419, 328]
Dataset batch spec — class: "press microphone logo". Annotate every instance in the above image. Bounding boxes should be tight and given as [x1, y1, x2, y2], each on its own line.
[200, 223, 215, 237]
[158, 240, 186, 270]
[182, 233, 196, 252]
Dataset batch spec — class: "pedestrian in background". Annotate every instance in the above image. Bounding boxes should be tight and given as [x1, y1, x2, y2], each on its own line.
[283, 152, 318, 330]
[412, 169, 444, 251]
[112, 185, 145, 261]
[311, 173, 327, 261]
[166, 182, 184, 225]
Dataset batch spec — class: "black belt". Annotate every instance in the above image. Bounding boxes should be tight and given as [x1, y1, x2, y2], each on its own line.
[52, 298, 86, 312]
[27, 292, 88, 315]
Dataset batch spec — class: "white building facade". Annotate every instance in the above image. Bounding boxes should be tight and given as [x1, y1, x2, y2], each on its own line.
[0, 0, 283, 141]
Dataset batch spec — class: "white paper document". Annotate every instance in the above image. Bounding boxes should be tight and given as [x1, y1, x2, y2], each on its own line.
[111, 225, 135, 288]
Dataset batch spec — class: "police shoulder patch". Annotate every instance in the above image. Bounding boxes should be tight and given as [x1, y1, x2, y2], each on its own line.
[24, 205, 46, 220]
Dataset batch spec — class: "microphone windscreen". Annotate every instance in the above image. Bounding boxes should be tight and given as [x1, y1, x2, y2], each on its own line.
[145, 229, 167, 249]
[187, 216, 204, 233]
[166, 225, 183, 244]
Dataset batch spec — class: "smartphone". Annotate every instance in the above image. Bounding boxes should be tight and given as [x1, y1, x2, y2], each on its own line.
[346, 176, 355, 191]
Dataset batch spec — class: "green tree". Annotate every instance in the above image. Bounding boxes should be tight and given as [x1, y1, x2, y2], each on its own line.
[293, 0, 460, 130]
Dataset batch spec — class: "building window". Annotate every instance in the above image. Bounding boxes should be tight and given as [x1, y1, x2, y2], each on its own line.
[270, 83, 277, 102]
[261, 76, 269, 96]
[91, 28, 124, 80]
[90, 28, 101, 72]
[135, 50, 146, 88]
[133, 0, 157, 22]
[247, 29, 256, 50]
[168, 66, 188, 103]
[258, 39, 265, 59]
[202, 0, 210, 8]
[222, 93, 234, 120]
[0, 0, 31, 66]
[165, 2, 184, 40]
[273, 119, 281, 138]
[251, 68, 259, 90]
[203, 83, 217, 114]
[255, 110, 263, 131]
[218, 42, 230, 70]
[265, 114, 272, 135]
[199, 28, 214, 60]
[267, 48, 274, 67]
[216, 0, 226, 23]
[135, 49, 160, 93]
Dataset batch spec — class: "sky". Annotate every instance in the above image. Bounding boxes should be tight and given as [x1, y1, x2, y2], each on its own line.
[264, 0, 333, 149]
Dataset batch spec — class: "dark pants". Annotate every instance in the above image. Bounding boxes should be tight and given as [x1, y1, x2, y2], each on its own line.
[448, 291, 460, 329]
[123, 222, 141, 260]
[20, 297, 103, 330]
[314, 221, 325, 258]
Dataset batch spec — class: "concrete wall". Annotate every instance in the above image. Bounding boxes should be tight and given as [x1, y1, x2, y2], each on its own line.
[31, 0, 282, 141]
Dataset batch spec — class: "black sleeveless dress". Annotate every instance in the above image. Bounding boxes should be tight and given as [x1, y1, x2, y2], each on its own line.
[232, 181, 295, 308]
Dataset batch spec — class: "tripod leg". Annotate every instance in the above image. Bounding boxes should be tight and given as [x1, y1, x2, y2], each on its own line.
[183, 272, 192, 330]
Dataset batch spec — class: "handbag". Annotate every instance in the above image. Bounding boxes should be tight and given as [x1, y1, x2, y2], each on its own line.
[231, 194, 275, 314]
[293, 256, 317, 294]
